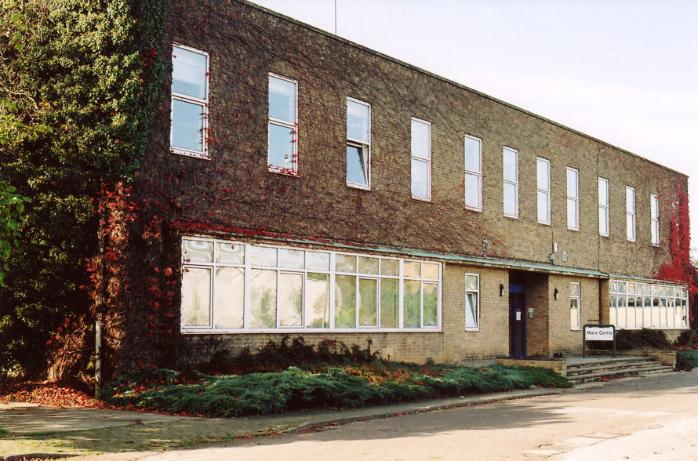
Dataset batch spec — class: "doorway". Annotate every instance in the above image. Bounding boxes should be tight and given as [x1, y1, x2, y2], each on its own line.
[509, 283, 527, 358]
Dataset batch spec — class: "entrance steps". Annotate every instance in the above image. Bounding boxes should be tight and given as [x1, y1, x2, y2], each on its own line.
[566, 356, 673, 385]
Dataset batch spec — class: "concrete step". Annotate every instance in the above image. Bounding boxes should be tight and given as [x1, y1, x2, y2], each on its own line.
[568, 363, 673, 384]
[566, 360, 661, 376]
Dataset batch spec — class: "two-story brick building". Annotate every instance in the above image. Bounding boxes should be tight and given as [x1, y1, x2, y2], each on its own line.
[131, 0, 691, 365]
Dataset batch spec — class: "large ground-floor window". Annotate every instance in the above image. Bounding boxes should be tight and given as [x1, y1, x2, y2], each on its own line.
[610, 280, 689, 330]
[180, 236, 442, 332]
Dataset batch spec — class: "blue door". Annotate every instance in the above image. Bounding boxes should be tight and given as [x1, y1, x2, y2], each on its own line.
[509, 283, 527, 358]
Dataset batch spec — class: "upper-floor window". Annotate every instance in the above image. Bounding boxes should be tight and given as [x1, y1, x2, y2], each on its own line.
[570, 282, 581, 330]
[171, 45, 209, 158]
[598, 177, 609, 237]
[566, 167, 579, 231]
[651, 194, 660, 246]
[346, 98, 371, 189]
[268, 74, 298, 174]
[411, 118, 431, 200]
[502, 147, 518, 218]
[465, 273, 480, 330]
[536, 157, 551, 224]
[626, 186, 636, 242]
[464, 135, 482, 211]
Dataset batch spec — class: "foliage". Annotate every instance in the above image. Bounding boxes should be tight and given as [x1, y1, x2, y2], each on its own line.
[0, 0, 166, 377]
[110, 364, 570, 417]
[614, 329, 671, 351]
[676, 350, 698, 371]
[674, 329, 698, 349]
[0, 180, 28, 284]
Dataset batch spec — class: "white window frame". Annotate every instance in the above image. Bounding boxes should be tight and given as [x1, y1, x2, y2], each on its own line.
[464, 273, 480, 331]
[536, 157, 551, 225]
[651, 194, 660, 246]
[346, 97, 371, 190]
[411, 117, 432, 201]
[502, 146, 519, 218]
[267, 73, 299, 175]
[626, 186, 636, 242]
[464, 135, 482, 211]
[598, 177, 610, 237]
[171, 44, 209, 159]
[566, 167, 579, 231]
[610, 279, 689, 330]
[570, 282, 581, 331]
[180, 236, 442, 334]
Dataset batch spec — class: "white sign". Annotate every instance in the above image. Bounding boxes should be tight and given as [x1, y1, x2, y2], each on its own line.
[585, 326, 614, 341]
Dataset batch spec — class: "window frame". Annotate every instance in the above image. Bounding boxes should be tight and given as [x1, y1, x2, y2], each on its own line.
[345, 97, 372, 190]
[464, 273, 480, 331]
[570, 282, 581, 331]
[267, 72, 299, 175]
[651, 194, 660, 246]
[502, 146, 519, 218]
[536, 157, 551, 225]
[410, 117, 432, 201]
[610, 279, 689, 330]
[464, 134, 483, 211]
[170, 44, 210, 159]
[626, 186, 636, 242]
[598, 177, 610, 237]
[566, 167, 579, 231]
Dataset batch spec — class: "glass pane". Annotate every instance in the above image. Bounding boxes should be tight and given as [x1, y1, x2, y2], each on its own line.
[567, 198, 578, 229]
[306, 251, 330, 271]
[411, 159, 429, 198]
[423, 263, 439, 280]
[404, 280, 421, 328]
[181, 267, 211, 327]
[380, 278, 399, 328]
[465, 137, 481, 172]
[536, 159, 549, 191]
[599, 207, 608, 235]
[627, 296, 636, 329]
[347, 100, 369, 143]
[626, 187, 635, 213]
[172, 46, 207, 99]
[335, 254, 356, 273]
[651, 196, 658, 217]
[504, 182, 517, 216]
[359, 256, 379, 275]
[465, 292, 478, 329]
[358, 278, 378, 327]
[279, 272, 303, 327]
[626, 214, 635, 240]
[423, 282, 438, 327]
[268, 75, 296, 122]
[216, 242, 244, 265]
[249, 245, 277, 267]
[503, 148, 517, 182]
[250, 269, 276, 328]
[380, 259, 399, 276]
[306, 273, 329, 328]
[268, 123, 295, 169]
[172, 99, 203, 152]
[570, 283, 580, 297]
[183, 239, 213, 263]
[570, 304, 580, 330]
[335, 275, 356, 328]
[346, 145, 368, 186]
[537, 191, 549, 223]
[279, 249, 304, 269]
[411, 119, 430, 159]
[566, 168, 578, 198]
[465, 173, 480, 209]
[214, 267, 244, 329]
[465, 274, 478, 292]
[598, 178, 608, 205]
[404, 261, 420, 278]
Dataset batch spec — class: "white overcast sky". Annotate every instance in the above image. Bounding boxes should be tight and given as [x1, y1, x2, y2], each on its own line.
[251, 0, 698, 248]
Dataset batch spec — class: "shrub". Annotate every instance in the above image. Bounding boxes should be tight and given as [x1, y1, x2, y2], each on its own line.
[676, 350, 698, 371]
[674, 329, 698, 348]
[615, 329, 671, 350]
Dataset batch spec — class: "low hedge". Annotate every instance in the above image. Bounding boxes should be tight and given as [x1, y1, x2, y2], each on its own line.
[111, 364, 570, 417]
[676, 350, 698, 371]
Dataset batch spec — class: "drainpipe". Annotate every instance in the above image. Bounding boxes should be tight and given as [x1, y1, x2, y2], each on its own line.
[95, 318, 102, 400]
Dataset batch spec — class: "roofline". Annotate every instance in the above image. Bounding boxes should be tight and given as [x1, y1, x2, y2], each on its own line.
[244, 0, 687, 178]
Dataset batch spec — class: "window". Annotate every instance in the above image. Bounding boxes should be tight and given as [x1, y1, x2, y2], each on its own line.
[598, 177, 609, 236]
[536, 157, 551, 224]
[181, 237, 442, 332]
[464, 135, 482, 211]
[171, 45, 209, 157]
[465, 274, 480, 330]
[570, 282, 581, 330]
[610, 280, 689, 330]
[651, 194, 660, 246]
[566, 167, 579, 231]
[502, 147, 518, 218]
[626, 186, 636, 242]
[411, 118, 431, 200]
[346, 98, 371, 189]
[268, 74, 298, 174]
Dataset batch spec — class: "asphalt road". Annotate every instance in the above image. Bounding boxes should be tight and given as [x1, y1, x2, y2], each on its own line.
[145, 371, 698, 461]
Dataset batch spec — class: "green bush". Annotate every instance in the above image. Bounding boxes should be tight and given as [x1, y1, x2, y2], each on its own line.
[112, 364, 570, 417]
[615, 329, 671, 350]
[674, 330, 698, 348]
[676, 350, 698, 371]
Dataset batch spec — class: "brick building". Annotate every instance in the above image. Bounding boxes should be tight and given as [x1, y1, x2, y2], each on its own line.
[136, 0, 691, 365]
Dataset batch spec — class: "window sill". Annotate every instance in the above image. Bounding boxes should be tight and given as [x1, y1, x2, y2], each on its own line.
[171, 148, 210, 160]
[347, 182, 371, 191]
[268, 166, 299, 177]
[465, 327, 480, 332]
[465, 206, 482, 213]
[567, 226, 580, 232]
[181, 328, 444, 334]
[503, 214, 519, 220]
[411, 195, 432, 203]
[537, 221, 551, 226]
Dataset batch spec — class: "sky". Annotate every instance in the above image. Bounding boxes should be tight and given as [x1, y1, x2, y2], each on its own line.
[251, 0, 698, 250]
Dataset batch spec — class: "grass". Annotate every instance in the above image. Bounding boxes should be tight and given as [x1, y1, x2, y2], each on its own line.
[110, 363, 571, 418]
